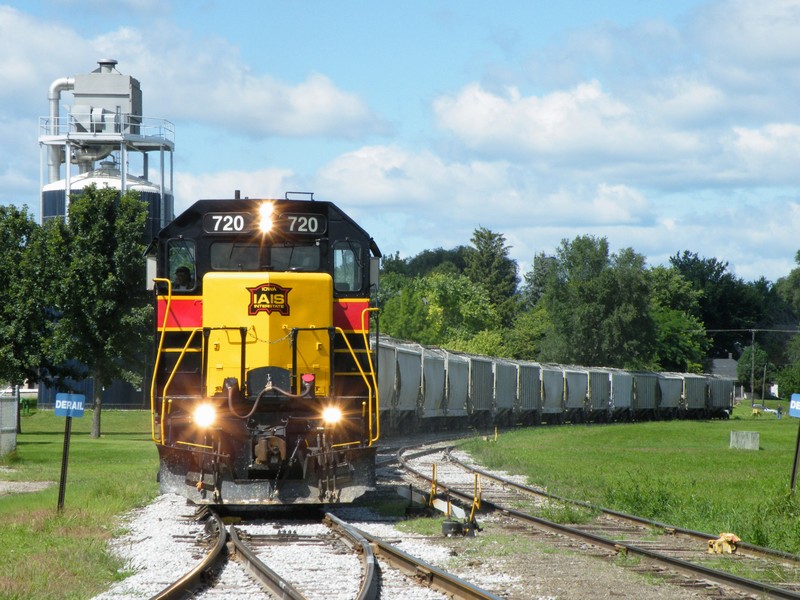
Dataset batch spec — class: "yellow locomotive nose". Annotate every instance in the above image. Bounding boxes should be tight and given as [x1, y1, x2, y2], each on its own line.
[203, 271, 333, 399]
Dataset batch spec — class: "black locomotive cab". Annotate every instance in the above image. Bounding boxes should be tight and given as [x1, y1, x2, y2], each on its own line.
[149, 194, 381, 505]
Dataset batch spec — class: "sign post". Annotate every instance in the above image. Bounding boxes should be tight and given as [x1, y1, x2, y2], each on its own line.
[55, 393, 85, 512]
[789, 394, 800, 493]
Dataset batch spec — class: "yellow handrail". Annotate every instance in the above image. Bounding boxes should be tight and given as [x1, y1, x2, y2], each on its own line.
[159, 328, 204, 444]
[150, 278, 172, 443]
[334, 326, 377, 444]
[360, 307, 380, 443]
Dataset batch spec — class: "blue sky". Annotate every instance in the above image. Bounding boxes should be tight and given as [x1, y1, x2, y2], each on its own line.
[2, 0, 799, 282]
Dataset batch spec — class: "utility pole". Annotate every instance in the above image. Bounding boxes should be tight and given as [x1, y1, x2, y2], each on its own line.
[750, 329, 755, 407]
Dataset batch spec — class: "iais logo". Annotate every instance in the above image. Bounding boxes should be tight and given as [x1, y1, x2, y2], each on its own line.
[247, 283, 292, 316]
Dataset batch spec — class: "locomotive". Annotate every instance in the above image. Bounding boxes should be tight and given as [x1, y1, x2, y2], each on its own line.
[147, 193, 381, 505]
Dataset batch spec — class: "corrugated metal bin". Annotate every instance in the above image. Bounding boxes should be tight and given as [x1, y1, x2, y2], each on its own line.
[632, 372, 658, 417]
[588, 369, 611, 420]
[708, 377, 733, 417]
[517, 362, 541, 423]
[445, 353, 469, 417]
[610, 370, 633, 418]
[421, 348, 446, 418]
[683, 375, 708, 412]
[658, 373, 683, 416]
[396, 345, 422, 413]
[494, 360, 517, 425]
[468, 356, 494, 427]
[564, 368, 588, 421]
[377, 343, 398, 411]
[541, 366, 565, 418]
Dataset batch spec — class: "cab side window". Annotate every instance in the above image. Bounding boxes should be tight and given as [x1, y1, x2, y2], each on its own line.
[168, 239, 196, 291]
[333, 241, 362, 292]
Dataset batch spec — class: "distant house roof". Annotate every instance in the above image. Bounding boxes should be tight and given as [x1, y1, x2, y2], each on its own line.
[711, 356, 738, 379]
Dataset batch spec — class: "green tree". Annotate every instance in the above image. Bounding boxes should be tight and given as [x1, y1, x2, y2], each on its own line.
[505, 303, 551, 361]
[0, 206, 45, 390]
[650, 307, 708, 373]
[775, 250, 800, 317]
[776, 361, 800, 399]
[48, 186, 152, 438]
[0, 206, 60, 433]
[748, 276, 797, 368]
[648, 266, 710, 372]
[464, 227, 519, 327]
[380, 279, 434, 342]
[647, 265, 703, 317]
[519, 252, 556, 310]
[541, 236, 654, 368]
[381, 271, 500, 347]
[407, 246, 468, 276]
[670, 251, 766, 357]
[776, 333, 800, 399]
[784, 333, 800, 364]
[448, 329, 508, 357]
[736, 345, 774, 399]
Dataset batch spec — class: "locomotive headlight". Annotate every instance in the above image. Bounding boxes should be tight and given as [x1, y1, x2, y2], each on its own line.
[259, 202, 274, 232]
[193, 403, 216, 428]
[322, 406, 343, 425]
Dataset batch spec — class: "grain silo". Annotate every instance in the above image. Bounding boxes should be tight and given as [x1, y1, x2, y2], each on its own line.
[38, 59, 174, 238]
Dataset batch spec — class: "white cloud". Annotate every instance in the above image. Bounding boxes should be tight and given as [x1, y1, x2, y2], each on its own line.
[0, 9, 388, 140]
[174, 166, 298, 215]
[0, 6, 93, 103]
[433, 80, 646, 159]
[643, 76, 726, 127]
[315, 145, 511, 207]
[694, 0, 800, 68]
[4, 0, 800, 284]
[92, 26, 389, 139]
[312, 143, 662, 263]
[429, 78, 728, 178]
[726, 124, 800, 182]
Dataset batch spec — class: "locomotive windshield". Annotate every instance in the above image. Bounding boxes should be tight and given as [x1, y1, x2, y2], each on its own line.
[209, 242, 321, 271]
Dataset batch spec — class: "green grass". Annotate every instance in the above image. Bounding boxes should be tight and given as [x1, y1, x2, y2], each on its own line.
[462, 404, 800, 554]
[5, 403, 800, 598]
[0, 410, 159, 600]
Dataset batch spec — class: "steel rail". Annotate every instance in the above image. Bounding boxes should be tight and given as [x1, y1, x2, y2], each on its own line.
[400, 447, 800, 600]
[228, 525, 307, 600]
[324, 513, 379, 600]
[149, 511, 228, 600]
[349, 524, 504, 600]
[444, 446, 800, 565]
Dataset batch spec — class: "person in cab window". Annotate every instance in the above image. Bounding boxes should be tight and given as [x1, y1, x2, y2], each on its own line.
[173, 266, 193, 290]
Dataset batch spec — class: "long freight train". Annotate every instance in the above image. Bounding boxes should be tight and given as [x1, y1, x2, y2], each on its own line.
[377, 338, 734, 433]
[148, 193, 381, 505]
[146, 192, 734, 507]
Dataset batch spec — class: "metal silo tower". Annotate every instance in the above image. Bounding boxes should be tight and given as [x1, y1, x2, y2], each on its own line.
[38, 59, 175, 238]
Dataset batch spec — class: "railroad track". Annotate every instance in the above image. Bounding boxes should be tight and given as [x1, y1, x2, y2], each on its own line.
[148, 506, 500, 599]
[398, 444, 800, 600]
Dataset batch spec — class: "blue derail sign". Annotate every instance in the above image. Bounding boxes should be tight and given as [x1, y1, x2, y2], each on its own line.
[55, 393, 85, 418]
[790, 394, 800, 419]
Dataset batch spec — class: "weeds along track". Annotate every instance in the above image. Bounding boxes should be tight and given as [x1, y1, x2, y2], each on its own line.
[398, 444, 800, 600]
